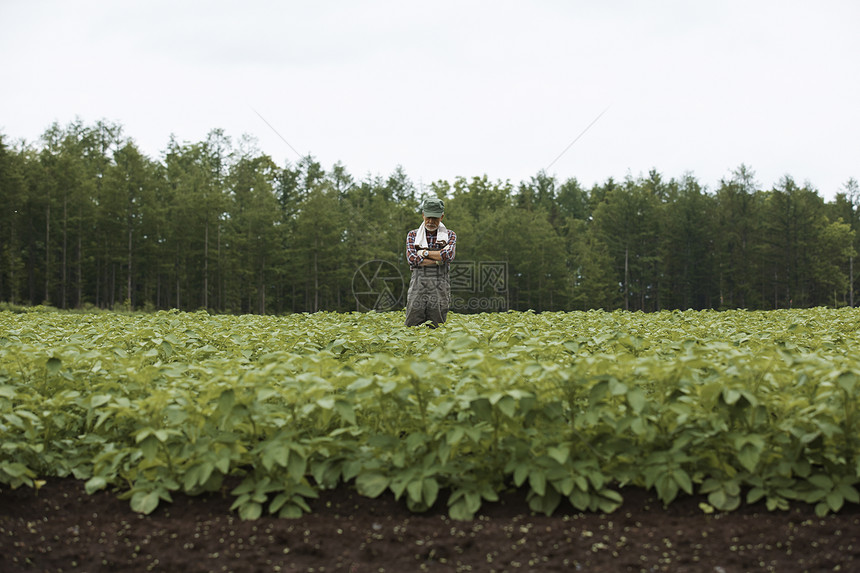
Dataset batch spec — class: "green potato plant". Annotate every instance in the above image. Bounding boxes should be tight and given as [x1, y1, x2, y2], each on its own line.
[1, 307, 859, 520]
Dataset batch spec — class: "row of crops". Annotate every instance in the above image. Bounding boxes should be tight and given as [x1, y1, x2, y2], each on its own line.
[1, 308, 859, 519]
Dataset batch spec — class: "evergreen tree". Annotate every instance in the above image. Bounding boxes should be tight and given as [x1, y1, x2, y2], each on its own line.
[660, 174, 717, 309]
[567, 220, 621, 310]
[714, 165, 761, 309]
[591, 177, 660, 311]
[0, 134, 28, 304]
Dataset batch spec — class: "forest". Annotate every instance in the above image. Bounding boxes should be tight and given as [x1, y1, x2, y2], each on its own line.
[1, 119, 858, 314]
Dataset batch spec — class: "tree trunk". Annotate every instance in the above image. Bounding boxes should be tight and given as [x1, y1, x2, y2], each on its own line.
[175, 248, 181, 309]
[95, 256, 100, 307]
[62, 192, 67, 308]
[314, 248, 319, 313]
[624, 245, 629, 311]
[44, 201, 51, 304]
[217, 219, 222, 311]
[203, 216, 209, 309]
[258, 253, 266, 315]
[76, 212, 82, 308]
[127, 214, 133, 306]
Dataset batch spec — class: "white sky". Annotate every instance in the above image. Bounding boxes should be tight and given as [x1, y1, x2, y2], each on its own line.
[2, 0, 858, 199]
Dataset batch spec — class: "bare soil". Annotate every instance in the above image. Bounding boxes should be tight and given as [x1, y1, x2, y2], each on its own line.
[1, 478, 858, 572]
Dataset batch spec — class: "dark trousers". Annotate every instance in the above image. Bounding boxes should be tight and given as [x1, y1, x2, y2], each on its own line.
[404, 266, 451, 327]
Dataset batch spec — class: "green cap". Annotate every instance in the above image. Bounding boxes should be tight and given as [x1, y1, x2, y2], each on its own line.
[422, 198, 445, 217]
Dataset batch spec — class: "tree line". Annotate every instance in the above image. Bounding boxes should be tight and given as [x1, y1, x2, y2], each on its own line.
[1, 120, 858, 314]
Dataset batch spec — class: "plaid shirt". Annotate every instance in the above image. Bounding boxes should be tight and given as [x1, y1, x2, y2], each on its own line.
[406, 228, 457, 268]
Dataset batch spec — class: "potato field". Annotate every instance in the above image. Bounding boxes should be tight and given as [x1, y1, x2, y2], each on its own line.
[2, 308, 859, 571]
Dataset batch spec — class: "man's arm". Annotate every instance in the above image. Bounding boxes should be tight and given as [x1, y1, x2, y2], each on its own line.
[406, 230, 424, 267]
[419, 230, 456, 264]
[418, 249, 442, 265]
[438, 230, 456, 262]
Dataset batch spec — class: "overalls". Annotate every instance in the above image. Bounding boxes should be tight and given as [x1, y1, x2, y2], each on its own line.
[404, 263, 451, 327]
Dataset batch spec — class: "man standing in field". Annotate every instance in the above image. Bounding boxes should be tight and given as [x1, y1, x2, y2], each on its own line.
[405, 198, 457, 327]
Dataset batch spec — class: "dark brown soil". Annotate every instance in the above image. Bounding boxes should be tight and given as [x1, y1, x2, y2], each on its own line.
[1, 479, 858, 572]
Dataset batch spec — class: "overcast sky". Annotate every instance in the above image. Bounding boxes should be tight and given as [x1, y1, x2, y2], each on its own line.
[2, 0, 858, 199]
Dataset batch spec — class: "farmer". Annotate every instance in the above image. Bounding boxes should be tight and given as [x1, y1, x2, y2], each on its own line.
[405, 198, 457, 327]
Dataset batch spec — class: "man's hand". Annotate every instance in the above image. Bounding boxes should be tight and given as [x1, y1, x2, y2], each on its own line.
[419, 248, 444, 265]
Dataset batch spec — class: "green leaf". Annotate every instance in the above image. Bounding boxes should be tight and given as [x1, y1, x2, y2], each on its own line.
[528, 487, 561, 516]
[470, 397, 493, 420]
[642, 466, 661, 488]
[0, 461, 34, 485]
[355, 472, 389, 498]
[140, 435, 159, 460]
[746, 487, 765, 504]
[569, 488, 591, 511]
[708, 489, 727, 509]
[269, 492, 290, 513]
[738, 443, 760, 472]
[183, 465, 203, 490]
[409, 362, 431, 379]
[627, 387, 646, 413]
[547, 446, 570, 465]
[389, 474, 409, 499]
[722, 388, 741, 405]
[837, 371, 857, 393]
[406, 479, 423, 505]
[656, 475, 679, 505]
[161, 340, 174, 357]
[262, 442, 289, 471]
[699, 382, 723, 407]
[287, 453, 307, 482]
[529, 471, 547, 497]
[631, 417, 647, 435]
[589, 380, 609, 402]
[130, 490, 160, 514]
[422, 478, 439, 507]
[826, 490, 844, 512]
[673, 469, 693, 495]
[279, 503, 305, 519]
[89, 394, 112, 408]
[597, 489, 623, 512]
[46, 357, 62, 375]
[237, 501, 263, 520]
[347, 377, 373, 391]
[556, 476, 575, 496]
[496, 395, 516, 418]
[513, 463, 529, 487]
[214, 450, 232, 474]
[85, 476, 108, 494]
[808, 475, 834, 490]
[334, 400, 356, 424]
[448, 498, 474, 521]
[464, 491, 481, 514]
[838, 482, 860, 503]
[218, 389, 235, 412]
